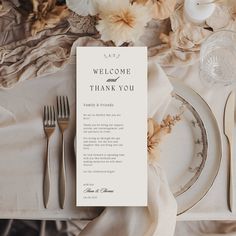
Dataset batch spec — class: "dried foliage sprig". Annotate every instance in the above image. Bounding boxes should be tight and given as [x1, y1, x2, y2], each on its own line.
[147, 114, 181, 163]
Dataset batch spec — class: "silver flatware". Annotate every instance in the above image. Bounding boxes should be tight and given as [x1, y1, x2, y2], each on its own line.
[224, 91, 235, 212]
[57, 96, 70, 209]
[43, 105, 56, 208]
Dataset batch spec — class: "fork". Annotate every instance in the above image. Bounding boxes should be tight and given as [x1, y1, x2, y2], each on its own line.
[57, 96, 70, 209]
[43, 105, 56, 208]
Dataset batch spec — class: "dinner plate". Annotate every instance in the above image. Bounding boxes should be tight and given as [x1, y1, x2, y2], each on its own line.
[160, 92, 208, 198]
[158, 79, 222, 215]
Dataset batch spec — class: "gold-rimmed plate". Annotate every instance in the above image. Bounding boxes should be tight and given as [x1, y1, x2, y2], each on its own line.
[157, 79, 222, 215]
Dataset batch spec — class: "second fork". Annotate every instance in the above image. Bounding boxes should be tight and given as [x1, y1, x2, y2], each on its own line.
[57, 96, 70, 209]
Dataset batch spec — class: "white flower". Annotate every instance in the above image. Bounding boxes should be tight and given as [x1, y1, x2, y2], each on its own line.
[66, 0, 100, 16]
[134, 0, 176, 20]
[96, 0, 152, 45]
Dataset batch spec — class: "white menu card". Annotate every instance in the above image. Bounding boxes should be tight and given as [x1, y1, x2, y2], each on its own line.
[76, 47, 147, 206]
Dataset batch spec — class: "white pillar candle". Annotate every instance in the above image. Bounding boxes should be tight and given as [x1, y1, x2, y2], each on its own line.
[184, 0, 216, 24]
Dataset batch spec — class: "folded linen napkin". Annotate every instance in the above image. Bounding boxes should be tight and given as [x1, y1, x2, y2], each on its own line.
[148, 60, 173, 121]
[77, 60, 177, 236]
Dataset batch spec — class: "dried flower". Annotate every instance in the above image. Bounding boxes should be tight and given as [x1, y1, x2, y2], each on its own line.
[0, 0, 11, 16]
[147, 115, 180, 163]
[29, 0, 70, 36]
[96, 0, 152, 45]
[66, 0, 98, 16]
[134, 0, 176, 20]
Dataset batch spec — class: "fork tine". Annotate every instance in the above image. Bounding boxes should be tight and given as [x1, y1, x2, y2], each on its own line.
[57, 96, 60, 118]
[53, 106, 56, 125]
[62, 96, 65, 118]
[50, 106, 52, 126]
[66, 96, 70, 117]
[43, 106, 47, 125]
[63, 96, 67, 118]
[47, 106, 50, 125]
[60, 96, 64, 118]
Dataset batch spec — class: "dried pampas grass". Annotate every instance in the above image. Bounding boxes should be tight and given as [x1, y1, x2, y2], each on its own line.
[28, 0, 70, 36]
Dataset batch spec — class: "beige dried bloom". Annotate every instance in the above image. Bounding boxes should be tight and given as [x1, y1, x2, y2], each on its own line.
[96, 0, 152, 45]
[134, 0, 176, 20]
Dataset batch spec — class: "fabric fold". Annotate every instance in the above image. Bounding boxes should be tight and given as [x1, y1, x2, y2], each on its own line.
[0, 3, 97, 88]
[148, 60, 173, 120]
[79, 161, 177, 236]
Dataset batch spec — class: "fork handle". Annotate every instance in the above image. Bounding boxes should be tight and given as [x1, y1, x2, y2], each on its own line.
[59, 133, 66, 209]
[43, 139, 50, 208]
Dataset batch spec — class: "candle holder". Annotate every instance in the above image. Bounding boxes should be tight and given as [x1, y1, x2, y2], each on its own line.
[197, 0, 219, 5]
[184, 0, 216, 25]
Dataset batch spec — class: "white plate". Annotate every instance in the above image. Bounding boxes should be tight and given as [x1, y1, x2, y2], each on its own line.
[159, 92, 208, 198]
[158, 79, 222, 215]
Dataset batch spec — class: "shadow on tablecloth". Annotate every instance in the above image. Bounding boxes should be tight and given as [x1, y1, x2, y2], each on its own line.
[1, 220, 236, 236]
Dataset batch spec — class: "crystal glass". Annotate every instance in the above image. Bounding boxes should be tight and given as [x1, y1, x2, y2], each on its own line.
[200, 30, 236, 86]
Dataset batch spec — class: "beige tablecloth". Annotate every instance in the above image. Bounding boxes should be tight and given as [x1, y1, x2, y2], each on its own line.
[0, 51, 179, 236]
[0, 61, 103, 220]
[1, 50, 236, 236]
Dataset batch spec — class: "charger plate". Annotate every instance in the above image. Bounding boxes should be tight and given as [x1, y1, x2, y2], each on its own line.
[158, 79, 222, 215]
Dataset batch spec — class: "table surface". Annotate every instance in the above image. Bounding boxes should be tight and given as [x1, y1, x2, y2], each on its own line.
[0, 56, 235, 221]
[0, 58, 103, 220]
